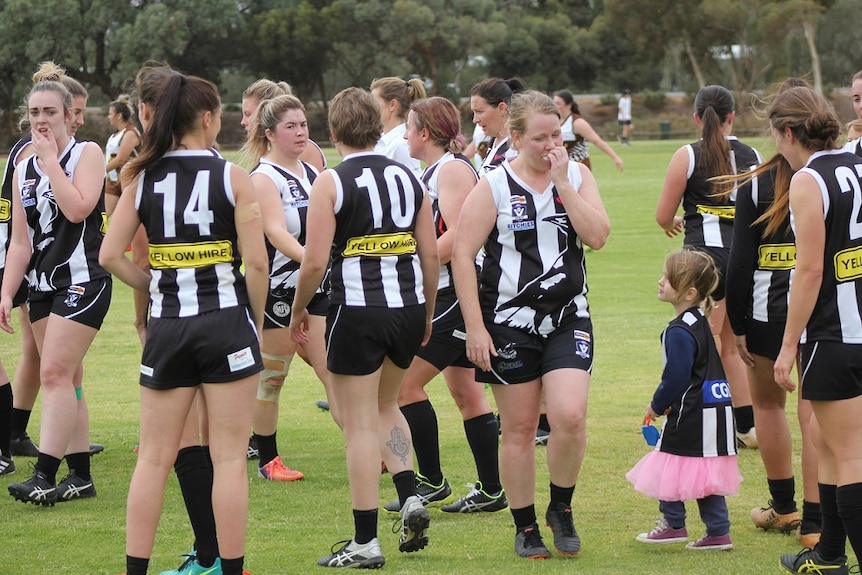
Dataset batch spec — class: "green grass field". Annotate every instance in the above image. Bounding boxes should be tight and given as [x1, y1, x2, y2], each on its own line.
[0, 137, 837, 575]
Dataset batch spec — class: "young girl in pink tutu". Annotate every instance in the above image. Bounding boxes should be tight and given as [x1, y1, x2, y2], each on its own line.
[627, 249, 742, 550]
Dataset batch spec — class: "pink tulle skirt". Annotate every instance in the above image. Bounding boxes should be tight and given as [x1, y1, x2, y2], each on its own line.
[626, 450, 742, 501]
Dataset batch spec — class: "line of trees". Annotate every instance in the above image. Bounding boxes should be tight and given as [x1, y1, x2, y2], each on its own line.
[0, 0, 860, 117]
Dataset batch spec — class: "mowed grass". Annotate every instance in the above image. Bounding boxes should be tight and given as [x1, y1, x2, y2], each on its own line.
[0, 136, 838, 575]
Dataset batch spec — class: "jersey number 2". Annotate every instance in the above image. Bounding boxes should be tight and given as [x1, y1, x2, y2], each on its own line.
[837, 164, 862, 241]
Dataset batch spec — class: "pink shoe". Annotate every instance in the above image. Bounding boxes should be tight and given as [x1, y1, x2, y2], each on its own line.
[258, 456, 304, 481]
[635, 519, 688, 544]
[686, 532, 733, 550]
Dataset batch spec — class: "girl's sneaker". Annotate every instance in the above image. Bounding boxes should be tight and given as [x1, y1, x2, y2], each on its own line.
[635, 518, 688, 544]
[685, 532, 733, 550]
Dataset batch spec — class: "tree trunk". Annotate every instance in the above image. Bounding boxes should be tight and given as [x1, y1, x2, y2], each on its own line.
[414, 43, 438, 95]
[802, 19, 822, 93]
[683, 37, 706, 89]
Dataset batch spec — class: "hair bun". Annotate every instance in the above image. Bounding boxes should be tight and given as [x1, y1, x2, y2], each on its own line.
[32, 61, 66, 84]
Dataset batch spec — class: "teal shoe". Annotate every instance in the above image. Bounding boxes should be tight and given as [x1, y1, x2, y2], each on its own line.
[159, 553, 222, 575]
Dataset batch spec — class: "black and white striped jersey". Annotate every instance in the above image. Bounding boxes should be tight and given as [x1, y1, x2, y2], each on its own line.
[1, 136, 32, 269]
[797, 149, 862, 344]
[725, 168, 794, 335]
[422, 151, 477, 291]
[657, 306, 737, 458]
[478, 137, 515, 175]
[250, 158, 318, 292]
[681, 137, 761, 249]
[328, 151, 427, 308]
[479, 160, 589, 337]
[843, 137, 862, 158]
[16, 138, 108, 292]
[135, 150, 247, 318]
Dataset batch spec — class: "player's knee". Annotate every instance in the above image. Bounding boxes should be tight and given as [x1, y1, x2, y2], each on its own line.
[257, 353, 293, 403]
[257, 377, 284, 403]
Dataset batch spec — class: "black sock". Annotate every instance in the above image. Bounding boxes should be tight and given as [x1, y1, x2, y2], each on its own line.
[550, 482, 575, 508]
[400, 400, 442, 484]
[220, 556, 244, 575]
[125, 555, 149, 575]
[837, 483, 862, 561]
[802, 499, 823, 533]
[0, 382, 11, 456]
[175, 446, 218, 563]
[253, 432, 278, 467]
[392, 470, 416, 508]
[538, 413, 550, 432]
[767, 477, 797, 514]
[10, 407, 31, 438]
[65, 452, 90, 480]
[463, 412, 501, 493]
[353, 508, 378, 544]
[734, 405, 755, 433]
[202, 445, 213, 472]
[817, 483, 847, 561]
[511, 504, 537, 530]
[35, 453, 62, 485]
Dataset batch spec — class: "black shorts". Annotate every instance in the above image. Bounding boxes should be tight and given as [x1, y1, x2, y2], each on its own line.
[326, 304, 426, 375]
[618, 120, 632, 126]
[415, 288, 472, 370]
[0, 269, 28, 308]
[799, 341, 862, 401]
[744, 319, 785, 361]
[263, 288, 329, 329]
[476, 315, 594, 385]
[689, 246, 729, 301]
[28, 277, 112, 329]
[141, 306, 263, 389]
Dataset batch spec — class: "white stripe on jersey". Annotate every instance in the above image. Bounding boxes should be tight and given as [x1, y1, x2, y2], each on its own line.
[216, 263, 241, 310]
[149, 269, 164, 316]
[380, 256, 404, 308]
[702, 407, 718, 457]
[69, 232, 91, 278]
[223, 162, 236, 206]
[723, 405, 735, 455]
[684, 145, 695, 179]
[701, 213, 723, 247]
[340, 257, 365, 306]
[799, 167, 831, 218]
[751, 270, 771, 322]
[837, 282, 862, 343]
[176, 268, 199, 316]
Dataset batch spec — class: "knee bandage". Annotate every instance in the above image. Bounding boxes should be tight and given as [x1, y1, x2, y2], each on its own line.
[257, 353, 293, 403]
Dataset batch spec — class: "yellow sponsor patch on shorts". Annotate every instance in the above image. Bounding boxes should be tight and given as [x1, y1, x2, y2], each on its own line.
[342, 232, 416, 257]
[835, 245, 862, 282]
[758, 244, 796, 270]
[0, 198, 10, 222]
[149, 240, 233, 269]
[696, 204, 735, 219]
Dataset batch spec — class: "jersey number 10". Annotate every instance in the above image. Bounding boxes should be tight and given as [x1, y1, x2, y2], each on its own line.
[355, 166, 416, 230]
